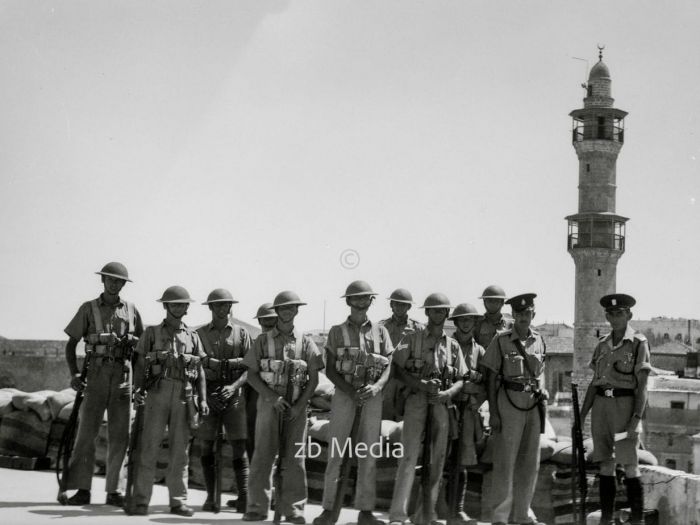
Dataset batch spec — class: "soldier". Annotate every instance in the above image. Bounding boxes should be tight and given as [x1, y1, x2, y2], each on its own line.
[312, 281, 393, 525]
[128, 286, 209, 516]
[59, 262, 143, 507]
[227, 302, 278, 512]
[446, 303, 487, 525]
[242, 291, 323, 523]
[388, 293, 466, 525]
[197, 289, 252, 513]
[580, 294, 651, 525]
[379, 289, 424, 421]
[482, 293, 547, 525]
[474, 285, 513, 349]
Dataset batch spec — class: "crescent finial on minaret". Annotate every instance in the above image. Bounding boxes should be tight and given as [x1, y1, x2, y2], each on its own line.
[597, 44, 605, 61]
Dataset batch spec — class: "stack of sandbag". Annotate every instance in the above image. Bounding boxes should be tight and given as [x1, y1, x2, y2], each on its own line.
[0, 388, 75, 467]
[309, 372, 335, 411]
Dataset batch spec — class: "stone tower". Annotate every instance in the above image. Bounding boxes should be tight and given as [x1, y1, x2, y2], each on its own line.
[566, 48, 628, 386]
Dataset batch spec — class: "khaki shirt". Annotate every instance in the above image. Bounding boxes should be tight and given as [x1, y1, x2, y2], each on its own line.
[326, 317, 394, 358]
[482, 328, 546, 385]
[393, 327, 467, 379]
[474, 313, 513, 348]
[197, 321, 251, 360]
[454, 335, 486, 396]
[135, 320, 206, 359]
[589, 326, 651, 389]
[379, 316, 424, 348]
[65, 295, 143, 340]
[243, 326, 324, 372]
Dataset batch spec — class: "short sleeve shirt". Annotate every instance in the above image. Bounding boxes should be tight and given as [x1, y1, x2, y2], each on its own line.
[455, 336, 486, 395]
[65, 295, 144, 340]
[197, 321, 251, 360]
[326, 317, 394, 359]
[482, 329, 546, 384]
[242, 326, 324, 373]
[474, 313, 513, 349]
[393, 327, 467, 378]
[135, 320, 206, 359]
[589, 326, 651, 389]
[379, 316, 424, 348]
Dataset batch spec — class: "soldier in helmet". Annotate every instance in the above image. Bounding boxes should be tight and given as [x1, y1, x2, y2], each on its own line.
[482, 293, 547, 525]
[580, 294, 651, 525]
[128, 286, 209, 517]
[197, 289, 252, 513]
[242, 291, 323, 523]
[388, 293, 467, 525]
[379, 289, 424, 421]
[474, 285, 513, 349]
[59, 262, 143, 507]
[312, 281, 393, 525]
[445, 304, 487, 525]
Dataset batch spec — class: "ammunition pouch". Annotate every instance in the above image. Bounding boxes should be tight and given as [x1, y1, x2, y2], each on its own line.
[259, 358, 307, 402]
[85, 333, 131, 362]
[405, 357, 425, 377]
[335, 347, 361, 374]
[365, 353, 389, 384]
[146, 351, 200, 381]
[184, 382, 200, 431]
[203, 356, 245, 382]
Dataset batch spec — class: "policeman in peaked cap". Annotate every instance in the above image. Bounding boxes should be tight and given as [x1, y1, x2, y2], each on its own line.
[474, 285, 514, 348]
[196, 289, 252, 513]
[388, 293, 467, 525]
[313, 281, 393, 525]
[580, 294, 651, 525]
[481, 293, 547, 525]
[59, 262, 143, 507]
[379, 288, 425, 421]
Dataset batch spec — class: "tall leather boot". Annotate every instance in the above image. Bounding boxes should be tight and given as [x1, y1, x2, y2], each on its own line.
[200, 455, 219, 512]
[624, 477, 644, 525]
[232, 455, 249, 513]
[446, 470, 473, 525]
[598, 475, 616, 525]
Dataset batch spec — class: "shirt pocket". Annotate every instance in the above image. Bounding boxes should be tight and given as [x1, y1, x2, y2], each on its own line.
[612, 350, 635, 375]
[503, 353, 525, 378]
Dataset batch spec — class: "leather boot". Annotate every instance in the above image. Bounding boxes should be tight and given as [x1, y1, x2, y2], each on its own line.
[625, 477, 645, 525]
[200, 455, 219, 512]
[598, 475, 616, 525]
[233, 455, 249, 512]
[446, 470, 474, 525]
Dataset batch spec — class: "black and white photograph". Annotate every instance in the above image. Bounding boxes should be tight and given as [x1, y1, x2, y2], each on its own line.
[1, 2, 699, 524]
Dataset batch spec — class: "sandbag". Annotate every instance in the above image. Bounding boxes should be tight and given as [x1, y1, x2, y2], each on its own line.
[12, 392, 52, 421]
[309, 396, 332, 411]
[46, 390, 76, 419]
[308, 417, 330, 443]
[0, 391, 14, 417]
[0, 410, 52, 457]
[57, 402, 75, 422]
[381, 419, 402, 443]
[549, 437, 594, 465]
[313, 372, 335, 399]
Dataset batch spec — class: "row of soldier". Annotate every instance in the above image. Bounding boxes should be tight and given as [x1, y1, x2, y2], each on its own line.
[57, 262, 651, 525]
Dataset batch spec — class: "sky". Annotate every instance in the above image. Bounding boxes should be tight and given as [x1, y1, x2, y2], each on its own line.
[1, 1, 699, 340]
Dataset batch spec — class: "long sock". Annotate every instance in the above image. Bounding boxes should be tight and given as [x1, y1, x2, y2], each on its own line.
[624, 477, 644, 525]
[598, 475, 616, 523]
[200, 455, 216, 500]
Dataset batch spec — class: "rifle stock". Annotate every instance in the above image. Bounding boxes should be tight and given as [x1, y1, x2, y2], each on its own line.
[571, 383, 587, 525]
[273, 365, 296, 524]
[56, 353, 91, 502]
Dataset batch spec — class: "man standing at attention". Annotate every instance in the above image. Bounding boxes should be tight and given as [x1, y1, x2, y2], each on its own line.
[60, 262, 143, 507]
[580, 294, 651, 525]
[482, 293, 546, 525]
[474, 285, 513, 349]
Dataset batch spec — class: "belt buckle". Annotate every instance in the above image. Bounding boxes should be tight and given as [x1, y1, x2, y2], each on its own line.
[523, 384, 532, 392]
[604, 388, 614, 397]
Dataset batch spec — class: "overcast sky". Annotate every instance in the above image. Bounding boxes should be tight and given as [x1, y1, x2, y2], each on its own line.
[1, 1, 698, 339]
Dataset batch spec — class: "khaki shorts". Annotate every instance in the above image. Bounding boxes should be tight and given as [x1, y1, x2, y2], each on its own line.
[591, 394, 640, 465]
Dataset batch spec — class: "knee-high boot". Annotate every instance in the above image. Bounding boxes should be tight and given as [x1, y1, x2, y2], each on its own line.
[624, 477, 644, 525]
[200, 455, 219, 511]
[232, 455, 249, 513]
[598, 475, 616, 525]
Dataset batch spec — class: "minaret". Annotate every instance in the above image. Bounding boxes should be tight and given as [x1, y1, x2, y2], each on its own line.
[566, 47, 628, 386]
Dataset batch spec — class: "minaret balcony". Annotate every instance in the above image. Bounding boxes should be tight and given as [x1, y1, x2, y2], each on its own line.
[572, 123, 624, 144]
[566, 213, 628, 252]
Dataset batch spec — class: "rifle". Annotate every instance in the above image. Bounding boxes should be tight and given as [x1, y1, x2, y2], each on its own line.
[273, 364, 296, 524]
[571, 383, 587, 525]
[447, 400, 464, 521]
[213, 359, 230, 514]
[419, 368, 442, 525]
[56, 351, 91, 504]
[331, 354, 369, 522]
[124, 354, 156, 515]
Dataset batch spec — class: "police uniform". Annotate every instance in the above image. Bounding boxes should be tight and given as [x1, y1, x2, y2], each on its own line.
[131, 319, 206, 510]
[587, 293, 651, 525]
[197, 321, 252, 509]
[380, 315, 423, 421]
[243, 327, 323, 519]
[63, 295, 143, 497]
[389, 328, 467, 524]
[481, 294, 545, 525]
[320, 318, 393, 514]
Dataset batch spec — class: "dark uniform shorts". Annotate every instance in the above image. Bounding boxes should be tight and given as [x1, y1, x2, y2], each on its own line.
[591, 395, 639, 465]
[197, 395, 247, 441]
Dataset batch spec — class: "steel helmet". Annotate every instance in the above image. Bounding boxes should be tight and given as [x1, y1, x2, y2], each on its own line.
[157, 285, 195, 303]
[95, 262, 132, 282]
[254, 303, 278, 319]
[341, 280, 378, 298]
[479, 285, 507, 300]
[272, 290, 307, 308]
[202, 288, 238, 305]
[420, 293, 452, 309]
[448, 303, 483, 320]
[388, 288, 414, 304]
